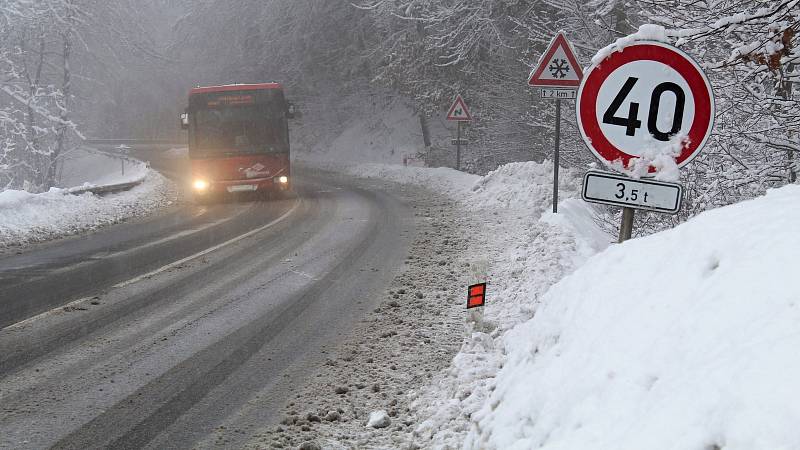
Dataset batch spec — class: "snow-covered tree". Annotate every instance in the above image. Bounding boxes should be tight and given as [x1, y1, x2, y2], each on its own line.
[0, 0, 80, 191]
[626, 0, 800, 231]
[0, 0, 167, 191]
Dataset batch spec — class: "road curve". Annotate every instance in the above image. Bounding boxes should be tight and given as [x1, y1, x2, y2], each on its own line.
[0, 154, 415, 449]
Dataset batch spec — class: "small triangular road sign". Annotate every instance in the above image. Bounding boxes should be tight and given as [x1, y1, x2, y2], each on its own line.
[446, 94, 472, 122]
[528, 32, 583, 88]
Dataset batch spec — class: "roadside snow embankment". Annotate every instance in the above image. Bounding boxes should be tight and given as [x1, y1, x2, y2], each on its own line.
[344, 160, 613, 447]
[349, 163, 478, 201]
[468, 184, 800, 450]
[0, 146, 176, 249]
[0, 171, 175, 250]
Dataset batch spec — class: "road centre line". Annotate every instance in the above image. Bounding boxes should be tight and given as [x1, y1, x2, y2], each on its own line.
[114, 198, 301, 288]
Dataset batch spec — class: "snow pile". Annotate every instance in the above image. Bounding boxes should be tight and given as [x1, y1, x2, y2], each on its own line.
[348, 163, 479, 201]
[467, 184, 800, 450]
[470, 161, 581, 211]
[406, 162, 610, 447]
[350, 160, 583, 213]
[366, 410, 391, 429]
[341, 159, 612, 447]
[0, 171, 175, 249]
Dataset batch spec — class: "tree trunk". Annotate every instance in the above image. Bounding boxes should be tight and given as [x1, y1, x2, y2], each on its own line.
[419, 113, 431, 146]
[50, 6, 74, 190]
[785, 64, 797, 183]
[20, 36, 46, 191]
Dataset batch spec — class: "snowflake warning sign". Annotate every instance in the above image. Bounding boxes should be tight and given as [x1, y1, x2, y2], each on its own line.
[528, 32, 583, 88]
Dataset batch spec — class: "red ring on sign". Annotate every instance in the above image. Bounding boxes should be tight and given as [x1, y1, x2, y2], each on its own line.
[577, 43, 714, 172]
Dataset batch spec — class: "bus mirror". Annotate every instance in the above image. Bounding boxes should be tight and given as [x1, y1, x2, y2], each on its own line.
[180, 112, 189, 130]
[287, 102, 296, 119]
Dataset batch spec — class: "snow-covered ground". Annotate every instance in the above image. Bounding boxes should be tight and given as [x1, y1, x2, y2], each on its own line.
[465, 183, 800, 450]
[342, 160, 613, 449]
[0, 147, 175, 249]
[301, 100, 800, 447]
[284, 101, 615, 447]
[331, 156, 800, 449]
[255, 88, 792, 447]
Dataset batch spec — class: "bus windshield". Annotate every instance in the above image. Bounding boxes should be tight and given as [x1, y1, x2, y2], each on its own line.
[191, 105, 287, 157]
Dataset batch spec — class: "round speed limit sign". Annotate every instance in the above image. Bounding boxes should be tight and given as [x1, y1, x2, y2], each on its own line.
[576, 42, 714, 173]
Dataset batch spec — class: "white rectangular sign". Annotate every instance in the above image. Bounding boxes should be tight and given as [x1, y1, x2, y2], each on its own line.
[540, 88, 576, 99]
[581, 171, 683, 214]
[227, 184, 257, 193]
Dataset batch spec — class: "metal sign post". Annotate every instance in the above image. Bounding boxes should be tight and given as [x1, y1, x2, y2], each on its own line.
[456, 121, 462, 171]
[446, 95, 473, 171]
[553, 99, 561, 213]
[528, 32, 583, 214]
[618, 208, 634, 243]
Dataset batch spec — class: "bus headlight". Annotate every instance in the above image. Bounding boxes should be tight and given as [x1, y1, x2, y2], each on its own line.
[193, 179, 209, 191]
[278, 176, 289, 184]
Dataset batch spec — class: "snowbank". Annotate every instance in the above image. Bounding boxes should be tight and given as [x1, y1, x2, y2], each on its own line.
[468, 184, 800, 450]
[471, 161, 576, 211]
[350, 160, 589, 213]
[340, 159, 613, 448]
[0, 171, 175, 249]
[0, 146, 176, 249]
[348, 163, 479, 201]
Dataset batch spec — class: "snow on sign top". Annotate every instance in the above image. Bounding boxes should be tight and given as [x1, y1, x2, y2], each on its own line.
[528, 33, 583, 88]
[446, 94, 472, 121]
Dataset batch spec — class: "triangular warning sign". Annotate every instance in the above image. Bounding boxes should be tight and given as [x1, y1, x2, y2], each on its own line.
[528, 32, 583, 88]
[446, 94, 472, 121]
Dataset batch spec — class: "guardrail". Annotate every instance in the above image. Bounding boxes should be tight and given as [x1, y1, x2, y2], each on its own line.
[68, 179, 145, 196]
[83, 138, 186, 146]
[66, 143, 154, 196]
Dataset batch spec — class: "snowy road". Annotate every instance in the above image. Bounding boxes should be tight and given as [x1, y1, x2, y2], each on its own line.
[0, 151, 414, 449]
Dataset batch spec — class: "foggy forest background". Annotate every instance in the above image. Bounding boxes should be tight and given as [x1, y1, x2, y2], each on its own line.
[1, 0, 798, 233]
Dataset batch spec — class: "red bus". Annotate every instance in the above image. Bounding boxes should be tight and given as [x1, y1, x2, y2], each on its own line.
[180, 83, 294, 201]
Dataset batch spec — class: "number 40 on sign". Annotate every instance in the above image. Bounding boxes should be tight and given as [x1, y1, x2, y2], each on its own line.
[576, 41, 714, 173]
[576, 41, 714, 242]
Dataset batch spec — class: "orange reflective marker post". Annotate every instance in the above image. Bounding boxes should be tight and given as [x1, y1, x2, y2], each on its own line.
[467, 283, 487, 309]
